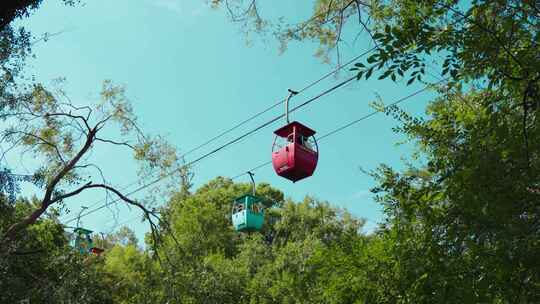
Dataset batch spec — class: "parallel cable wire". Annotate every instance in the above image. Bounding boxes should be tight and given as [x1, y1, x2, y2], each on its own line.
[63, 74, 362, 224]
[77, 47, 377, 212]
[30, 28, 72, 46]
[231, 79, 446, 180]
[181, 46, 377, 159]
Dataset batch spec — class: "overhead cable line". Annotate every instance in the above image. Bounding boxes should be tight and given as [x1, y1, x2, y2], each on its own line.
[64, 74, 361, 224]
[78, 47, 377, 212]
[181, 46, 376, 159]
[30, 28, 73, 46]
[231, 79, 446, 180]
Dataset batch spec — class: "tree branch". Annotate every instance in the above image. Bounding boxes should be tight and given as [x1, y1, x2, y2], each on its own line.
[50, 181, 92, 203]
[42, 128, 97, 204]
[95, 137, 135, 149]
[45, 111, 91, 132]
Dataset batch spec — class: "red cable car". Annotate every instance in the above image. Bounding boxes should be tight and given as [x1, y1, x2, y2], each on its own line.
[271, 90, 319, 182]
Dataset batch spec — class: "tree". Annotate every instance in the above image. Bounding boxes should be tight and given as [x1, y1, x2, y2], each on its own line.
[368, 88, 540, 302]
[103, 243, 159, 304]
[0, 80, 182, 253]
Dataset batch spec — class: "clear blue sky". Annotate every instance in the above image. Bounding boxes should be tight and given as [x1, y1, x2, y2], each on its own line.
[17, 0, 437, 240]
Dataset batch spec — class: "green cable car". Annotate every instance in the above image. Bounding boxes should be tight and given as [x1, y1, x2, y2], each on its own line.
[73, 227, 104, 255]
[71, 207, 104, 255]
[232, 194, 264, 231]
[74, 227, 94, 254]
[231, 172, 265, 232]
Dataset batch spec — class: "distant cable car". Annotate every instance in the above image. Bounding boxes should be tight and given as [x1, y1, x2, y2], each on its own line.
[72, 208, 104, 256]
[231, 172, 265, 232]
[74, 227, 94, 254]
[272, 90, 319, 182]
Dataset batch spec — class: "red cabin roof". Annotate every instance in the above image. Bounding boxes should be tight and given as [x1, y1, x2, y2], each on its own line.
[274, 121, 316, 138]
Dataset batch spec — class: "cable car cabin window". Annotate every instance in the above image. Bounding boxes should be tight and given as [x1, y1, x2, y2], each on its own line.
[284, 133, 312, 147]
[298, 135, 315, 152]
[273, 135, 291, 151]
[251, 203, 262, 214]
[234, 203, 245, 213]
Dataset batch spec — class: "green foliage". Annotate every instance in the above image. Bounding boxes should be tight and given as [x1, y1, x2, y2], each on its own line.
[370, 88, 540, 302]
[0, 179, 374, 303]
[213, 1, 538, 91]
[0, 25, 32, 115]
[351, 0, 539, 90]
[103, 244, 159, 304]
[0, 197, 114, 303]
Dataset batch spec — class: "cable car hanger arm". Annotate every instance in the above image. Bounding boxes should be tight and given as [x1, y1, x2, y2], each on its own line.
[285, 89, 299, 124]
[247, 171, 256, 196]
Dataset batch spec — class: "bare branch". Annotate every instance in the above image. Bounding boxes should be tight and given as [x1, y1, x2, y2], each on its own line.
[225, 0, 258, 22]
[50, 181, 92, 203]
[95, 137, 135, 149]
[0, 137, 23, 164]
[45, 112, 91, 131]
[82, 183, 162, 251]
[94, 114, 113, 130]
[0, 80, 169, 255]
[55, 88, 93, 120]
[334, 1, 356, 66]
[1, 126, 98, 248]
